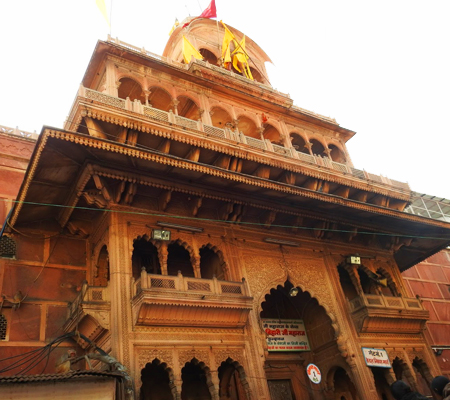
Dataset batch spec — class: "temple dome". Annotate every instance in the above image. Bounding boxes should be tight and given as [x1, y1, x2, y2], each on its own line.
[163, 19, 272, 85]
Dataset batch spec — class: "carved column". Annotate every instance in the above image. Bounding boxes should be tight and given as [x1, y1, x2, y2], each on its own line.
[105, 59, 118, 97]
[107, 212, 133, 370]
[172, 99, 180, 115]
[159, 242, 168, 275]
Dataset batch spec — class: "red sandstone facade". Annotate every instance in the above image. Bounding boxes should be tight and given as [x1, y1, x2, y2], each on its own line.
[1, 19, 450, 400]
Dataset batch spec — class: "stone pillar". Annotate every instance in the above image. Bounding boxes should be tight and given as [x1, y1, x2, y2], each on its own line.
[105, 59, 118, 97]
[107, 213, 133, 370]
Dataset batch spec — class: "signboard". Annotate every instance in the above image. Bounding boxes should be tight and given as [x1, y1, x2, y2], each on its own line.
[262, 319, 310, 352]
[362, 347, 391, 368]
[306, 363, 321, 384]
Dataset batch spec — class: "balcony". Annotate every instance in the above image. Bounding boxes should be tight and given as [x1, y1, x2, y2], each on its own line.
[63, 282, 110, 348]
[131, 270, 253, 329]
[348, 294, 429, 334]
[70, 85, 410, 197]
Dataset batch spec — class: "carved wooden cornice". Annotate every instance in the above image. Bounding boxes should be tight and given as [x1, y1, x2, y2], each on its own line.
[70, 100, 410, 202]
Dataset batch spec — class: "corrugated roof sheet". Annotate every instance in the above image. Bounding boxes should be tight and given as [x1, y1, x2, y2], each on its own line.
[0, 370, 122, 384]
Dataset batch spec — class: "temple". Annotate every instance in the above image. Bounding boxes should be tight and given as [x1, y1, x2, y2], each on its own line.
[1, 18, 450, 400]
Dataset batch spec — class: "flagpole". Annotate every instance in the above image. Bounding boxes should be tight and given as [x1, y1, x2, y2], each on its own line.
[109, 0, 112, 36]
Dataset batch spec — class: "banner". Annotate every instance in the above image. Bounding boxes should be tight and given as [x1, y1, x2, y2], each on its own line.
[262, 319, 310, 352]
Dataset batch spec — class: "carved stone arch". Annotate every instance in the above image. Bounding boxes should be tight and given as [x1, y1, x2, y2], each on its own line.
[199, 243, 230, 280]
[325, 364, 359, 399]
[167, 238, 198, 277]
[209, 104, 234, 129]
[198, 46, 219, 65]
[218, 357, 252, 400]
[93, 244, 110, 286]
[411, 355, 434, 396]
[91, 239, 109, 279]
[132, 234, 162, 278]
[391, 356, 417, 390]
[170, 238, 196, 265]
[181, 357, 216, 400]
[376, 266, 400, 296]
[147, 84, 174, 112]
[357, 263, 379, 295]
[256, 279, 354, 364]
[140, 358, 177, 400]
[235, 113, 260, 139]
[289, 130, 309, 154]
[338, 262, 363, 297]
[209, 99, 234, 120]
[308, 134, 328, 150]
[117, 74, 145, 103]
[326, 140, 347, 163]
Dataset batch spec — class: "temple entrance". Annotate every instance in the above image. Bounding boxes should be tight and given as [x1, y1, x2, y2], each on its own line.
[140, 359, 176, 400]
[370, 367, 394, 400]
[261, 281, 359, 400]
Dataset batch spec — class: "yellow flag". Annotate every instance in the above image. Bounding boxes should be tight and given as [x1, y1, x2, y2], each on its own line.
[224, 43, 232, 68]
[221, 21, 235, 58]
[95, 0, 110, 28]
[182, 36, 203, 64]
[232, 36, 253, 80]
[169, 19, 179, 36]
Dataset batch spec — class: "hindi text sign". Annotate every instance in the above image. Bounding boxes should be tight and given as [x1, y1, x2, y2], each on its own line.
[362, 347, 391, 368]
[262, 319, 310, 352]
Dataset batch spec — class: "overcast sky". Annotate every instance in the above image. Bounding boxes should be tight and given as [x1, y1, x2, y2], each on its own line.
[1, 1, 449, 199]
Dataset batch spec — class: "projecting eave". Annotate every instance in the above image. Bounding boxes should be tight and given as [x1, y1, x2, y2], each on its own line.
[8, 128, 450, 272]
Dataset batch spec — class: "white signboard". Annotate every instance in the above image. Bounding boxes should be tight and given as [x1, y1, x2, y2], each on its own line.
[262, 319, 310, 352]
[362, 347, 391, 368]
[306, 363, 322, 384]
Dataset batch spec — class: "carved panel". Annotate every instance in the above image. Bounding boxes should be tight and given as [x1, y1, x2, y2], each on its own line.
[213, 348, 244, 366]
[244, 255, 285, 297]
[137, 348, 174, 371]
[178, 349, 210, 369]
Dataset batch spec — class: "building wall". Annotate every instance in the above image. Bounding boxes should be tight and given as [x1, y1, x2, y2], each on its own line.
[402, 250, 450, 376]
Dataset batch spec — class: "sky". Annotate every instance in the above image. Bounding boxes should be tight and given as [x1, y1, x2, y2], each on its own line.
[1, 1, 449, 198]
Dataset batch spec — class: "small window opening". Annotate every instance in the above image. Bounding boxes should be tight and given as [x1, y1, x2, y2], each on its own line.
[132, 239, 161, 280]
[167, 243, 194, 277]
[0, 236, 16, 258]
[0, 314, 7, 340]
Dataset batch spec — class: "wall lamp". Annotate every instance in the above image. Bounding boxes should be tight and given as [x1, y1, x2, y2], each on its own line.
[289, 287, 299, 297]
[155, 221, 204, 233]
[263, 238, 299, 247]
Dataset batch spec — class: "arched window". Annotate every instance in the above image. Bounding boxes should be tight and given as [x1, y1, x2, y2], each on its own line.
[167, 243, 194, 277]
[140, 359, 175, 400]
[290, 133, 309, 154]
[332, 367, 358, 400]
[237, 116, 258, 138]
[199, 48, 218, 65]
[310, 139, 326, 157]
[93, 245, 109, 287]
[249, 67, 264, 84]
[329, 144, 346, 163]
[118, 77, 145, 103]
[200, 246, 225, 280]
[177, 96, 201, 120]
[210, 107, 233, 129]
[132, 238, 161, 280]
[262, 124, 283, 146]
[337, 265, 358, 300]
[148, 86, 173, 112]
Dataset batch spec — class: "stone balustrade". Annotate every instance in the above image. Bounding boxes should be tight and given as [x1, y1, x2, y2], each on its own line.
[78, 86, 410, 193]
[349, 293, 424, 313]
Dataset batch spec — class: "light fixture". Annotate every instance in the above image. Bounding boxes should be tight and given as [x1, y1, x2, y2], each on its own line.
[289, 287, 299, 297]
[264, 238, 299, 247]
[155, 221, 203, 233]
[346, 255, 361, 265]
[152, 229, 171, 241]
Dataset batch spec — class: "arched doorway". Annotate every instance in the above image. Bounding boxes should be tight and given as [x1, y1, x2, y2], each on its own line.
[218, 358, 250, 400]
[140, 358, 176, 400]
[330, 367, 359, 400]
[260, 281, 358, 400]
[181, 358, 213, 400]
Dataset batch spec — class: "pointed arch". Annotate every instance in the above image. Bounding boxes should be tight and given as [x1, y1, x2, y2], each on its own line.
[167, 239, 196, 277]
[199, 243, 229, 280]
[132, 236, 162, 280]
[376, 267, 400, 296]
[93, 244, 109, 287]
[181, 358, 215, 400]
[218, 358, 251, 400]
[140, 358, 177, 400]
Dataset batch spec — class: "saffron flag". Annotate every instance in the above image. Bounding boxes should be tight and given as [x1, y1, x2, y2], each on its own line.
[169, 18, 179, 35]
[95, 0, 110, 28]
[232, 36, 253, 80]
[183, 0, 217, 28]
[182, 36, 203, 64]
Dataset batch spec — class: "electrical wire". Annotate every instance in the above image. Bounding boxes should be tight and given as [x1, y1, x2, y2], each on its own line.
[2, 197, 449, 241]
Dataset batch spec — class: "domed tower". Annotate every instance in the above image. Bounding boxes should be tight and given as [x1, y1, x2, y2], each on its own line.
[164, 18, 272, 85]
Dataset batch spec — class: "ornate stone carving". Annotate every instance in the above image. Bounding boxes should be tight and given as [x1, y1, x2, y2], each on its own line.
[178, 349, 210, 369]
[137, 348, 174, 371]
[213, 348, 244, 366]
